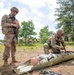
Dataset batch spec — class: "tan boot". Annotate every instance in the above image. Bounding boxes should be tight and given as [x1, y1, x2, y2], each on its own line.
[12, 57, 18, 63]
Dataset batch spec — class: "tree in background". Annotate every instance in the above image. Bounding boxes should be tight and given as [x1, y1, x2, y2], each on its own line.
[39, 26, 54, 43]
[0, 39, 4, 44]
[55, 0, 74, 41]
[19, 20, 37, 45]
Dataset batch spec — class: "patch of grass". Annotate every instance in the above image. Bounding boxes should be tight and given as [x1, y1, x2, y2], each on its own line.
[66, 42, 74, 46]
[16, 43, 43, 51]
[35, 43, 43, 47]
[0, 44, 4, 52]
[0, 42, 74, 53]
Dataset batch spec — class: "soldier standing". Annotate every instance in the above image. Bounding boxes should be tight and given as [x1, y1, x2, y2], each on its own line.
[43, 29, 65, 54]
[1, 7, 20, 65]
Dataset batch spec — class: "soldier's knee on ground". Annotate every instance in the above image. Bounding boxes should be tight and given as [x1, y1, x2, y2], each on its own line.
[43, 43, 49, 54]
[43, 43, 49, 47]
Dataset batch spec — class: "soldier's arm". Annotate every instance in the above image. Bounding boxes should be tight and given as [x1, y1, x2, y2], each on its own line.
[16, 22, 20, 29]
[50, 35, 60, 49]
[1, 15, 13, 27]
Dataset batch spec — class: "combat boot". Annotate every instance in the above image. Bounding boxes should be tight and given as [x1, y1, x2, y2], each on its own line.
[12, 57, 18, 63]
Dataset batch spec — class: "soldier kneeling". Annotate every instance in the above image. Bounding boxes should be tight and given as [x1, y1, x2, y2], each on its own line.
[43, 29, 65, 54]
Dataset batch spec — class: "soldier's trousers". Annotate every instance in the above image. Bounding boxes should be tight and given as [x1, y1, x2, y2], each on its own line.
[43, 43, 60, 54]
[3, 34, 17, 61]
[43, 43, 50, 54]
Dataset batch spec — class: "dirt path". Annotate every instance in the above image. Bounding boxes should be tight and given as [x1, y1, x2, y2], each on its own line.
[0, 46, 74, 75]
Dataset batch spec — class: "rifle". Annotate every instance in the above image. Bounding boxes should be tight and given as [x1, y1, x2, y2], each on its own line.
[13, 27, 18, 41]
[12, 17, 18, 43]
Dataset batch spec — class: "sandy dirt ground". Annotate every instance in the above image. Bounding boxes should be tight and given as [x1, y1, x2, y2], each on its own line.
[0, 46, 74, 75]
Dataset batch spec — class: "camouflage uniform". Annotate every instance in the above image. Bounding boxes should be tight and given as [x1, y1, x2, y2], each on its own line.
[1, 7, 19, 64]
[43, 29, 65, 54]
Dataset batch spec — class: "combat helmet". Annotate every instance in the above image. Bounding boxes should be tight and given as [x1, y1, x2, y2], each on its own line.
[57, 29, 64, 35]
[10, 7, 19, 13]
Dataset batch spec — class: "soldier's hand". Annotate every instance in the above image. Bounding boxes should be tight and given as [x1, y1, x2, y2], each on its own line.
[60, 46, 65, 50]
[60, 39, 64, 43]
[13, 20, 19, 25]
[12, 24, 19, 29]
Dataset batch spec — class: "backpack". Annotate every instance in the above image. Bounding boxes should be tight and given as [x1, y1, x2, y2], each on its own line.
[1, 15, 8, 34]
[1, 15, 15, 34]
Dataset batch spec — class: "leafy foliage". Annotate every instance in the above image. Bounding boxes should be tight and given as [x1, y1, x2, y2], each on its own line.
[39, 26, 54, 43]
[19, 20, 37, 45]
[55, 0, 74, 41]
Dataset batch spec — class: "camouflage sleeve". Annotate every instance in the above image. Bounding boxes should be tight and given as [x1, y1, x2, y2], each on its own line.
[1, 15, 13, 27]
[50, 35, 60, 49]
[46, 39, 50, 44]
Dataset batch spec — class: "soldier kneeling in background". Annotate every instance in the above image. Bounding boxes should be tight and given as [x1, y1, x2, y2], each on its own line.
[43, 29, 65, 54]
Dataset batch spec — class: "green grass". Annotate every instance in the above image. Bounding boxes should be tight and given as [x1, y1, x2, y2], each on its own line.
[0, 43, 43, 52]
[0, 44, 4, 52]
[65, 42, 74, 45]
[16, 43, 43, 51]
[0, 42, 73, 53]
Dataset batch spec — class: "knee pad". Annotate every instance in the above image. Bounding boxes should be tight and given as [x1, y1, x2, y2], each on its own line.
[43, 43, 48, 47]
